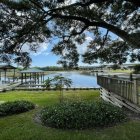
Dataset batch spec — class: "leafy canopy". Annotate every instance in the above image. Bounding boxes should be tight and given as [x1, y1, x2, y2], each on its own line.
[0, 0, 140, 67]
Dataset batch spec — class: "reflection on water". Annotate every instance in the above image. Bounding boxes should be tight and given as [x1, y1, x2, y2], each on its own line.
[44, 72, 99, 88]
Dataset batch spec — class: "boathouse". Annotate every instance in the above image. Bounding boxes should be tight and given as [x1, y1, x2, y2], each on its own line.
[20, 68, 45, 85]
[0, 64, 16, 84]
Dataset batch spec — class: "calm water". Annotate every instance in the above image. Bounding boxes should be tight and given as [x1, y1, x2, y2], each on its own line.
[0, 71, 99, 88]
[44, 72, 99, 88]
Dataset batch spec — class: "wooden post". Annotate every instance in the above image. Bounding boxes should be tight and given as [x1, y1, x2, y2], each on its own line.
[21, 73, 23, 84]
[4, 69, 6, 84]
[43, 73, 44, 83]
[13, 69, 15, 82]
[38, 73, 39, 84]
[30, 73, 31, 85]
[0, 71, 1, 81]
[133, 78, 139, 105]
[41, 74, 42, 83]
[120, 80, 123, 96]
[35, 73, 36, 85]
[130, 73, 133, 81]
[25, 73, 26, 83]
[30, 73, 31, 80]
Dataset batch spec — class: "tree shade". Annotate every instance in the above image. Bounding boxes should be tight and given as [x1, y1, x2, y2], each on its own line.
[0, 0, 139, 67]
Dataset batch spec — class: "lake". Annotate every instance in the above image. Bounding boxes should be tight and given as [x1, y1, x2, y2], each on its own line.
[44, 71, 99, 88]
[0, 71, 99, 88]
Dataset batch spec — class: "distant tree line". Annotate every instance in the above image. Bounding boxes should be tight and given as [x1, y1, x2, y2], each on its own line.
[37, 66, 65, 71]
[17, 64, 137, 72]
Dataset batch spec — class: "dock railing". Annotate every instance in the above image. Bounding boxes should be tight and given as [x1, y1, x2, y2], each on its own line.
[97, 75, 140, 106]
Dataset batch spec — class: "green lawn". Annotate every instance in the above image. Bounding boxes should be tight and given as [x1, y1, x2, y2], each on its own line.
[0, 90, 140, 140]
[109, 69, 133, 74]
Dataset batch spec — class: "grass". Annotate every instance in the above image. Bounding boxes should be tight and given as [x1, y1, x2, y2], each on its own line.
[0, 90, 99, 106]
[0, 90, 140, 140]
[109, 69, 133, 74]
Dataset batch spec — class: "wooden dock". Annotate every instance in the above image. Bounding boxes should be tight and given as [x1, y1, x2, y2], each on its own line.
[97, 75, 140, 113]
[14, 85, 100, 91]
[0, 82, 21, 92]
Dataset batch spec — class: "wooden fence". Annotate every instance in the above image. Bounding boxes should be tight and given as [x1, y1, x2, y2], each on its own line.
[97, 75, 140, 106]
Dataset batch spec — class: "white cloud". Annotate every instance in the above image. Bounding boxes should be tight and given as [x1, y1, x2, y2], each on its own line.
[22, 42, 49, 56]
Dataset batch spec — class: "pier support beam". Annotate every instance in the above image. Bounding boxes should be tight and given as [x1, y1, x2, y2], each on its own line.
[4, 69, 6, 84]
[0, 71, 1, 81]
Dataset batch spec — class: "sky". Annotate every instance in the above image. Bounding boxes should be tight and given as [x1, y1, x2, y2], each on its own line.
[29, 42, 60, 67]
[29, 30, 118, 67]
[9, 0, 120, 67]
[25, 0, 101, 67]
[10, 0, 105, 67]
[28, 28, 121, 67]
[30, 36, 97, 67]
[6, 0, 139, 67]
[24, 28, 137, 67]
[15, 0, 131, 67]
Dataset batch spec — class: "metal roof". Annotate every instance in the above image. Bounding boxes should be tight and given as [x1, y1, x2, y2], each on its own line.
[20, 68, 44, 73]
[0, 64, 16, 69]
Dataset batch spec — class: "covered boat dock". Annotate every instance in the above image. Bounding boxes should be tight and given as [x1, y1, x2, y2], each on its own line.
[20, 68, 45, 85]
[0, 64, 16, 84]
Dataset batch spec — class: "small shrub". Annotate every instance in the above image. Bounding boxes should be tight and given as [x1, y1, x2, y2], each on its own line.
[40, 101, 126, 129]
[0, 100, 35, 117]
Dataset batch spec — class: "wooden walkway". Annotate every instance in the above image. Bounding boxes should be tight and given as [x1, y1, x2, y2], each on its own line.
[97, 75, 140, 113]
[14, 85, 100, 91]
[0, 82, 21, 92]
[0, 82, 100, 92]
